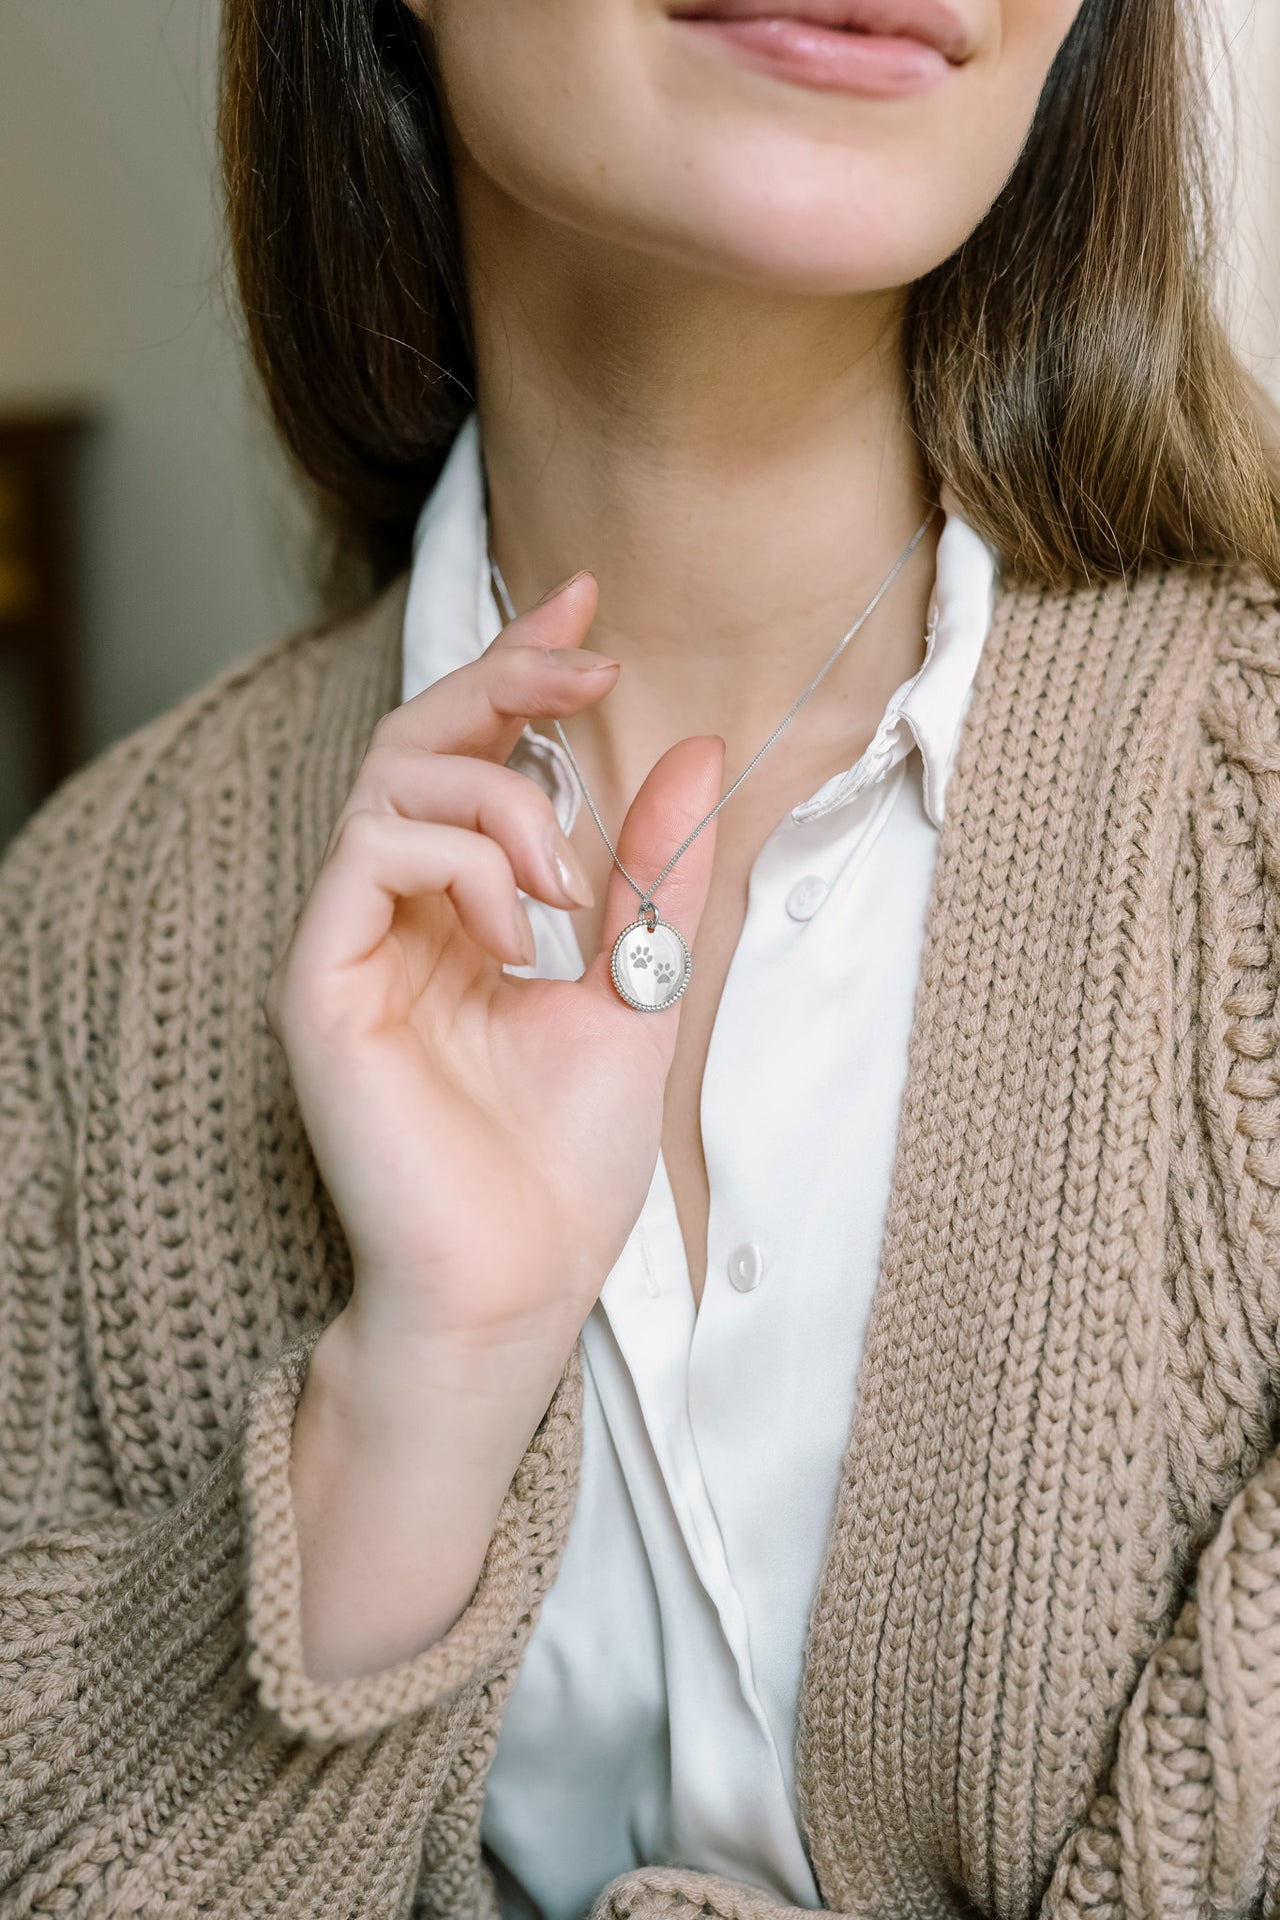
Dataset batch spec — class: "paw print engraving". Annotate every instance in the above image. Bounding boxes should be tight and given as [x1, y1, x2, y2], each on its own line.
[631, 943, 653, 970]
[654, 960, 676, 987]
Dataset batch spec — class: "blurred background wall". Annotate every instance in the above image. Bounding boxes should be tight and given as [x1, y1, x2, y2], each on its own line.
[1224, 0, 1280, 388]
[0, 0, 1277, 850]
[0, 0, 313, 845]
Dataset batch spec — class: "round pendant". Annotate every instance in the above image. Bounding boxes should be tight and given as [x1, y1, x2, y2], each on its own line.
[610, 912, 693, 1012]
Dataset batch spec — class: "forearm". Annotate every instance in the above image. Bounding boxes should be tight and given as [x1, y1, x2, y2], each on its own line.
[290, 1307, 573, 1681]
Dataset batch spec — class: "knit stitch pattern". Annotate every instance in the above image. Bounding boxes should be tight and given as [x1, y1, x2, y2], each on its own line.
[0, 564, 1278, 1918]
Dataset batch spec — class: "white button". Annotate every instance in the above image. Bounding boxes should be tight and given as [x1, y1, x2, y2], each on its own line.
[785, 875, 829, 921]
[728, 1242, 765, 1292]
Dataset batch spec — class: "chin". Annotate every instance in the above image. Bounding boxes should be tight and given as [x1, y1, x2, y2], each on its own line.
[643, 178, 976, 295]
[540, 141, 987, 298]
[457, 80, 1004, 301]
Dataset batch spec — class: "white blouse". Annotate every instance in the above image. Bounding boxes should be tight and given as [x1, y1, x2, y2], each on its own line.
[401, 416, 998, 1919]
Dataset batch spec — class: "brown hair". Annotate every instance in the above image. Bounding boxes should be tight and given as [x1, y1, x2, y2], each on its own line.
[218, 0, 1280, 602]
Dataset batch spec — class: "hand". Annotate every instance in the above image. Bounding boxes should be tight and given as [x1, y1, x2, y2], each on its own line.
[266, 568, 723, 1375]
[269, 572, 723, 1678]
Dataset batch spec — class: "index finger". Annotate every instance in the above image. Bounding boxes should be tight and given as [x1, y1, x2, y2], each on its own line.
[373, 571, 614, 765]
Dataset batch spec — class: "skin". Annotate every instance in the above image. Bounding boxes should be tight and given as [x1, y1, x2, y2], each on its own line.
[277, 0, 1086, 1681]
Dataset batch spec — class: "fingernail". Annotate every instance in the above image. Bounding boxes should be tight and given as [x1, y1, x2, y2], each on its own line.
[513, 903, 537, 966]
[547, 828, 594, 907]
[536, 569, 594, 607]
[543, 648, 620, 672]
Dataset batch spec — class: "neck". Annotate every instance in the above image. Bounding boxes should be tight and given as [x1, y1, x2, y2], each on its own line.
[467, 192, 940, 798]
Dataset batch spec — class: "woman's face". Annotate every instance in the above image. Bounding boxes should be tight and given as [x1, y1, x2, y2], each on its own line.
[418, 0, 1089, 296]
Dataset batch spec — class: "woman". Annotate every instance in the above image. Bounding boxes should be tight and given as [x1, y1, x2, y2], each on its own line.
[3, 0, 1279, 1914]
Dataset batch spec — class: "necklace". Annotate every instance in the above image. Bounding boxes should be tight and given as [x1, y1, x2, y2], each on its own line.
[488, 511, 936, 1011]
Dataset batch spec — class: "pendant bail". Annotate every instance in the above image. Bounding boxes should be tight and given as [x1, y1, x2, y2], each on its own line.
[640, 898, 658, 933]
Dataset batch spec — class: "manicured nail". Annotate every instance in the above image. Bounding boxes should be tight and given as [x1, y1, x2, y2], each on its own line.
[548, 828, 594, 908]
[513, 903, 537, 966]
[542, 647, 619, 672]
[536, 569, 595, 607]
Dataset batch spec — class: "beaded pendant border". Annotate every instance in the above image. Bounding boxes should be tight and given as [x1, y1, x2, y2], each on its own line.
[609, 907, 693, 1013]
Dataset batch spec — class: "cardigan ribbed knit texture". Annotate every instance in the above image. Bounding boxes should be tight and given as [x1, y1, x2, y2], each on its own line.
[1, 559, 1279, 1919]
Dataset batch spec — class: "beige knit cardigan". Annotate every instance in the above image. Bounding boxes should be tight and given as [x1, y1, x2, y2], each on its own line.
[3, 557, 1280, 1920]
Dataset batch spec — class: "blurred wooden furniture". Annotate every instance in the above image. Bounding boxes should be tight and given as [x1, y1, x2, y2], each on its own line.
[0, 407, 93, 816]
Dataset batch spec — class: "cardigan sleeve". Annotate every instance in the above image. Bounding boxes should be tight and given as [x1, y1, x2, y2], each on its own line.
[0, 778, 566, 1915]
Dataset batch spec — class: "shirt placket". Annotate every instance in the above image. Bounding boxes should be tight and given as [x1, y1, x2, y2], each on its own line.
[589, 1159, 818, 1891]
[686, 760, 911, 1793]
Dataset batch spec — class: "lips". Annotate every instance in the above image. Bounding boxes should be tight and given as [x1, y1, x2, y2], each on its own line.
[667, 0, 971, 66]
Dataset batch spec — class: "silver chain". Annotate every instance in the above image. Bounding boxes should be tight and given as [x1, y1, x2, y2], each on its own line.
[488, 510, 936, 921]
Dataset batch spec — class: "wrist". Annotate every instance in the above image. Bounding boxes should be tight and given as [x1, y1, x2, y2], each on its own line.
[307, 1303, 570, 1467]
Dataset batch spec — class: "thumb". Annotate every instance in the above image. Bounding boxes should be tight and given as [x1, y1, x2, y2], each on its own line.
[587, 734, 726, 1014]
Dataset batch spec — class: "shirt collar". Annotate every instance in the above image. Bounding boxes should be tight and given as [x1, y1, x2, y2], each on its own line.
[789, 505, 999, 828]
[401, 411, 998, 831]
